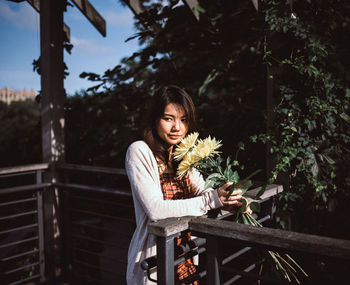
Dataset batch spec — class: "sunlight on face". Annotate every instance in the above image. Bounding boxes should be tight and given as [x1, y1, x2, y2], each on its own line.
[156, 103, 189, 147]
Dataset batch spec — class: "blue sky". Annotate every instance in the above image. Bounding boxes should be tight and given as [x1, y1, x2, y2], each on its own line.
[0, 0, 140, 95]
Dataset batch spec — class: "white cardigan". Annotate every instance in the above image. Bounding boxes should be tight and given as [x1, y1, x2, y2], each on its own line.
[125, 140, 223, 284]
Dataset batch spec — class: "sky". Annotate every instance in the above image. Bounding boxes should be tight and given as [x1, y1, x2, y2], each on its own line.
[0, 0, 140, 95]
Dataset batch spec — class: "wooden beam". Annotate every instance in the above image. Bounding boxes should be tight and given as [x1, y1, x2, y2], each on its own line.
[40, 0, 65, 282]
[26, 0, 70, 41]
[71, 0, 106, 37]
[122, 0, 145, 16]
[189, 217, 350, 260]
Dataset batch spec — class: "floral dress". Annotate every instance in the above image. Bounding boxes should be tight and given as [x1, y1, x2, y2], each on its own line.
[159, 166, 199, 285]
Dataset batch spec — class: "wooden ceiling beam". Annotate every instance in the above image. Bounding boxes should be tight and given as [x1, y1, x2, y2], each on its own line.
[26, 0, 70, 41]
[70, 0, 106, 37]
[122, 0, 145, 16]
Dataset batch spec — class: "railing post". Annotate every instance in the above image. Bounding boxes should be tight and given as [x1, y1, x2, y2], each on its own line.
[61, 187, 72, 282]
[36, 169, 46, 283]
[157, 235, 176, 285]
[206, 234, 221, 285]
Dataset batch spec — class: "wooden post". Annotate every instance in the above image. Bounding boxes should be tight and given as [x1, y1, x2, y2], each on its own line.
[40, 0, 65, 281]
[157, 235, 175, 285]
[206, 235, 221, 285]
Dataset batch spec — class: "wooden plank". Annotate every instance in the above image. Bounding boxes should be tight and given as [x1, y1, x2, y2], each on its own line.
[123, 0, 145, 15]
[71, 0, 106, 37]
[26, 0, 70, 41]
[57, 163, 126, 175]
[245, 184, 283, 202]
[0, 163, 49, 175]
[148, 216, 193, 237]
[55, 183, 131, 197]
[189, 217, 350, 260]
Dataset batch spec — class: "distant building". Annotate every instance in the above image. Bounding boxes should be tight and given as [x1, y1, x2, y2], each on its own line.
[0, 88, 36, 104]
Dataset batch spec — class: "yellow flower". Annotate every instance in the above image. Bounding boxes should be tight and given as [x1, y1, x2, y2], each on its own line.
[176, 135, 222, 178]
[177, 157, 193, 178]
[193, 137, 222, 160]
[173, 132, 199, 161]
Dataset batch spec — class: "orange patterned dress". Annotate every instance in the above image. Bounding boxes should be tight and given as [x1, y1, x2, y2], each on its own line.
[159, 168, 199, 285]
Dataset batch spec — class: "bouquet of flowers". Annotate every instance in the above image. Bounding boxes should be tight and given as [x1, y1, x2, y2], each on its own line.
[173, 133, 308, 283]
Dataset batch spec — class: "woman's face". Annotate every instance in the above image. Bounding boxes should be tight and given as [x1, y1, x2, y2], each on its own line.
[156, 103, 189, 147]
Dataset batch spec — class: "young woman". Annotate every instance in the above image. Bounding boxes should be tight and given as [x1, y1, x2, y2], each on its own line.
[125, 85, 248, 284]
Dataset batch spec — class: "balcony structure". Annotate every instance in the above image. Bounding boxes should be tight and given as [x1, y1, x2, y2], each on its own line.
[1, 163, 349, 285]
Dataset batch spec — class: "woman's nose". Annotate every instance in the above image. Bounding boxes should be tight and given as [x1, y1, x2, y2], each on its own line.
[172, 120, 180, 130]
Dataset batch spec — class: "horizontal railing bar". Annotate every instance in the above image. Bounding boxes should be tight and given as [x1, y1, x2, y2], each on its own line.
[0, 223, 38, 235]
[71, 221, 133, 237]
[72, 258, 124, 275]
[174, 246, 206, 266]
[72, 233, 124, 248]
[0, 183, 51, 195]
[57, 163, 127, 175]
[1, 248, 39, 262]
[220, 263, 291, 285]
[56, 182, 131, 197]
[70, 208, 134, 223]
[0, 236, 38, 249]
[176, 237, 206, 255]
[0, 163, 49, 176]
[73, 247, 127, 264]
[4, 261, 39, 275]
[222, 246, 252, 265]
[189, 217, 350, 260]
[221, 263, 257, 285]
[0, 210, 37, 221]
[8, 274, 40, 285]
[257, 215, 271, 224]
[69, 194, 133, 208]
[0, 197, 36, 207]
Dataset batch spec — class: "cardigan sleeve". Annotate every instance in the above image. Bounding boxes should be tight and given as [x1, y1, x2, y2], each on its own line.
[125, 141, 223, 221]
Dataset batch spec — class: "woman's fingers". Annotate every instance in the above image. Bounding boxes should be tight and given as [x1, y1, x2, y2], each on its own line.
[221, 199, 242, 206]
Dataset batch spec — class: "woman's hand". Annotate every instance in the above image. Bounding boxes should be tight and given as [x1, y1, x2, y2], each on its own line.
[217, 183, 252, 214]
[217, 182, 242, 207]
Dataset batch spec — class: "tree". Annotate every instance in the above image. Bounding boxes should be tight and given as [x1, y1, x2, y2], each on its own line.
[0, 100, 42, 167]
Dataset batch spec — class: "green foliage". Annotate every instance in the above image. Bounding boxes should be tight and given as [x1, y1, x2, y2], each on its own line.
[253, 0, 350, 235]
[0, 100, 42, 167]
[77, 0, 267, 173]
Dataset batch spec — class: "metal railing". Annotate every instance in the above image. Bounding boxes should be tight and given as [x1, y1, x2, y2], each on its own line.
[0, 163, 134, 285]
[0, 164, 49, 285]
[57, 163, 134, 285]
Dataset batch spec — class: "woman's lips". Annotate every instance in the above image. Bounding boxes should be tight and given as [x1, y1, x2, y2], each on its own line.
[169, 135, 181, 139]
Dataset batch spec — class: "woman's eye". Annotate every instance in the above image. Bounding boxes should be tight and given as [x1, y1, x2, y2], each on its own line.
[163, 117, 172, 121]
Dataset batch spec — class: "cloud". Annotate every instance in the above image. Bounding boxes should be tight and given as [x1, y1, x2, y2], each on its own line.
[70, 36, 114, 55]
[0, 2, 38, 31]
[104, 10, 134, 27]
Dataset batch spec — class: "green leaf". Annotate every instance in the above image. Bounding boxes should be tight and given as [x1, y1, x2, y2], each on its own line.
[242, 169, 262, 181]
[238, 199, 247, 213]
[311, 161, 319, 178]
[250, 201, 261, 213]
[255, 184, 267, 198]
[235, 179, 253, 195]
[225, 184, 236, 199]
[199, 69, 220, 96]
[340, 113, 350, 124]
[241, 213, 250, 225]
